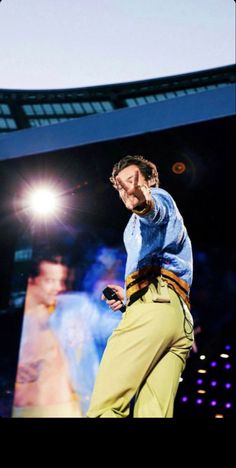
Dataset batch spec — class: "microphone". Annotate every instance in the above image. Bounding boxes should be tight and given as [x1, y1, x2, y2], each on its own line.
[102, 287, 126, 313]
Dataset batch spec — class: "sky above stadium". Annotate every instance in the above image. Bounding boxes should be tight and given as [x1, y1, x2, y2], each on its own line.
[0, 0, 235, 90]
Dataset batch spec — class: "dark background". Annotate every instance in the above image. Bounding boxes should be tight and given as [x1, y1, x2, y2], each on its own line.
[0, 115, 235, 417]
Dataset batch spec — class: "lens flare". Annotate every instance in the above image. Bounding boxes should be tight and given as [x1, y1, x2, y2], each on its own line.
[28, 187, 59, 217]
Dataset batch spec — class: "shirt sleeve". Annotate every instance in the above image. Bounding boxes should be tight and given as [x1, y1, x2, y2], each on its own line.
[138, 189, 171, 225]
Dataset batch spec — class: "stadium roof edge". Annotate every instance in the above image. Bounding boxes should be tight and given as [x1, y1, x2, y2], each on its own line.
[0, 84, 235, 162]
[0, 64, 235, 94]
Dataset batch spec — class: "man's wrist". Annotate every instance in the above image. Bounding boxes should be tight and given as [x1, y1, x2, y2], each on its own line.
[132, 198, 154, 216]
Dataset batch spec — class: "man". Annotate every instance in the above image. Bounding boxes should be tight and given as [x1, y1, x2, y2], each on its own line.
[87, 155, 194, 418]
[12, 250, 82, 417]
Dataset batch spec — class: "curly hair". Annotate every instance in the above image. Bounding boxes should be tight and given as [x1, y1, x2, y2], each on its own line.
[110, 155, 159, 189]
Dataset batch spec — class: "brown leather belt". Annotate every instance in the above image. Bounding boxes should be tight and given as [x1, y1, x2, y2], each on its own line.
[126, 265, 191, 309]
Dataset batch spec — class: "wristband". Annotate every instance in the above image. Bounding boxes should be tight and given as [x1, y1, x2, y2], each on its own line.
[132, 198, 154, 216]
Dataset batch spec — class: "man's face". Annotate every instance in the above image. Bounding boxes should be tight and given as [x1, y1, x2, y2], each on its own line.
[30, 261, 68, 307]
[115, 165, 149, 209]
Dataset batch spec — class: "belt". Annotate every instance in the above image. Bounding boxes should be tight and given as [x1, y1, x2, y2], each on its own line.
[126, 265, 191, 309]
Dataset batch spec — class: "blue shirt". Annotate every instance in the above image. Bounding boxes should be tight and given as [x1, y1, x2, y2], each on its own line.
[124, 187, 193, 287]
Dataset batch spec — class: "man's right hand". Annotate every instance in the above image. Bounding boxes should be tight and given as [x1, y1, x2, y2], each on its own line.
[101, 284, 125, 311]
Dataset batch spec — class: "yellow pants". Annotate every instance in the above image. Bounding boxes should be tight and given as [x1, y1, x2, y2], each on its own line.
[87, 283, 193, 418]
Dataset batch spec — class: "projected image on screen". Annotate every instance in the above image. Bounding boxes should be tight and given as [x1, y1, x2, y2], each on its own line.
[12, 236, 125, 418]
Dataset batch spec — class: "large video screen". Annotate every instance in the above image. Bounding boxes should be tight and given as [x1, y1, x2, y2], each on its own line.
[12, 238, 125, 418]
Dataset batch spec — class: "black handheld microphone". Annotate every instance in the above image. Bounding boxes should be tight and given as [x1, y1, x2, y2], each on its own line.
[102, 287, 126, 313]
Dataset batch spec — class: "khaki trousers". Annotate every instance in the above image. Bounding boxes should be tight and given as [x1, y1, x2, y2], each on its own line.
[87, 283, 193, 418]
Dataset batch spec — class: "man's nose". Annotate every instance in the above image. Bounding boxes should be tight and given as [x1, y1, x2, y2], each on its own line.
[54, 283, 64, 293]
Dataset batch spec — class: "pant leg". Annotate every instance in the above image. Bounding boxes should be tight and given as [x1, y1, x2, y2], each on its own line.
[87, 287, 193, 418]
[134, 289, 193, 417]
[133, 350, 184, 418]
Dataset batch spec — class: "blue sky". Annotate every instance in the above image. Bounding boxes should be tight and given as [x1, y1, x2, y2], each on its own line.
[0, 0, 235, 89]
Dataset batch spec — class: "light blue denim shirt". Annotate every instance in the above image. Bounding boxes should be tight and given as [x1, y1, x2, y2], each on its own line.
[124, 187, 193, 287]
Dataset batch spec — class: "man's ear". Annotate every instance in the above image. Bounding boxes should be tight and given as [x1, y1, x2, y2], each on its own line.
[148, 177, 156, 187]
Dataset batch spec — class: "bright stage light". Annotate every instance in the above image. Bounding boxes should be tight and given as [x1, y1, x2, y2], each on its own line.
[27, 187, 59, 217]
